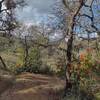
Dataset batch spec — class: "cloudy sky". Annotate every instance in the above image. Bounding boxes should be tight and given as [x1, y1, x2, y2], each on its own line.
[15, 0, 57, 24]
[15, 0, 65, 42]
[14, 0, 100, 40]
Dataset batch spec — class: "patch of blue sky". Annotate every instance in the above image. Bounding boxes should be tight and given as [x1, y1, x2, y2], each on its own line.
[75, 0, 100, 38]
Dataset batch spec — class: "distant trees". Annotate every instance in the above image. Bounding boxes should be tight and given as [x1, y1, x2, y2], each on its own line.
[0, 0, 25, 36]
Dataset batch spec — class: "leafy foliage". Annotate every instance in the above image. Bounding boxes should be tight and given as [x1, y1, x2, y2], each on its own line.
[15, 46, 54, 75]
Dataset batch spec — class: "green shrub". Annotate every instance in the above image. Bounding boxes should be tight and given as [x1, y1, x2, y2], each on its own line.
[15, 64, 54, 75]
[15, 64, 40, 74]
[39, 65, 54, 75]
[15, 46, 55, 75]
[56, 66, 66, 78]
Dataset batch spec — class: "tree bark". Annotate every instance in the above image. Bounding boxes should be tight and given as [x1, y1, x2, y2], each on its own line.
[63, 0, 84, 96]
[24, 36, 29, 67]
[0, 56, 7, 70]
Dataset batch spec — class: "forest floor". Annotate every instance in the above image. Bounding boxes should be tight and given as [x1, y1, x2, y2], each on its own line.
[0, 72, 65, 100]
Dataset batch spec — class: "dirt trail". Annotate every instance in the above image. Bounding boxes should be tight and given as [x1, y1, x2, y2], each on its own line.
[0, 73, 65, 100]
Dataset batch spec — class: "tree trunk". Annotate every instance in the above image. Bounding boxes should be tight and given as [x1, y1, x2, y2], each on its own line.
[0, 56, 7, 70]
[24, 36, 29, 67]
[63, 0, 84, 96]
[64, 34, 73, 96]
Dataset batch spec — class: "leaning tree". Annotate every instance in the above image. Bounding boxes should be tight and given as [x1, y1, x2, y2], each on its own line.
[0, 0, 25, 70]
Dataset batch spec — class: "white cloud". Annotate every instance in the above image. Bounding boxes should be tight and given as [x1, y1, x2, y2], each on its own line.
[15, 0, 56, 24]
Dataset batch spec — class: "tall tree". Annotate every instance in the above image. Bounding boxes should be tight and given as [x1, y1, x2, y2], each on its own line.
[62, 0, 100, 95]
